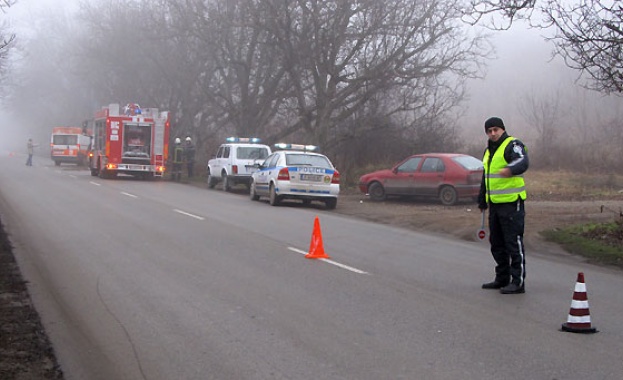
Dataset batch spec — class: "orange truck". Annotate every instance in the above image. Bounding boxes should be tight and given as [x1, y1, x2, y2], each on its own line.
[50, 126, 92, 166]
[87, 103, 170, 179]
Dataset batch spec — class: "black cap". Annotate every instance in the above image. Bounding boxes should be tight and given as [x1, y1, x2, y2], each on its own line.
[484, 117, 505, 131]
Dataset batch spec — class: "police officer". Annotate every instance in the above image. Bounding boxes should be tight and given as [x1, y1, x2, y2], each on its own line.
[171, 138, 184, 181]
[478, 117, 529, 294]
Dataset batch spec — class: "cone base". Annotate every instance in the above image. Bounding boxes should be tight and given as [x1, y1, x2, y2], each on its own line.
[561, 323, 598, 334]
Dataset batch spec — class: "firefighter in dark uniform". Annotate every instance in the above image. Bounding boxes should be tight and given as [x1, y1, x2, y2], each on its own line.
[478, 117, 529, 294]
[171, 138, 184, 181]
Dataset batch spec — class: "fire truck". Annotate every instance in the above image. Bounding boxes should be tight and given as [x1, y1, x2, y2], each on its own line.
[88, 103, 170, 179]
[50, 126, 92, 166]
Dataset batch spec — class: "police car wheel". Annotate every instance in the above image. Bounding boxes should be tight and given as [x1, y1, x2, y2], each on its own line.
[325, 198, 337, 210]
[269, 184, 281, 206]
[250, 181, 260, 201]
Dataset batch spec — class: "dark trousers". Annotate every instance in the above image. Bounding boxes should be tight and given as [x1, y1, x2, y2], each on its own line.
[172, 163, 182, 181]
[187, 162, 194, 178]
[488, 200, 526, 286]
[26, 154, 33, 166]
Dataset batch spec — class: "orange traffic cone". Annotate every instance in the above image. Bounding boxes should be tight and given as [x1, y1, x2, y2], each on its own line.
[305, 216, 330, 259]
[561, 272, 598, 334]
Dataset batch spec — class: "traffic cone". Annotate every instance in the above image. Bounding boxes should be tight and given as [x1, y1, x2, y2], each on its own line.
[561, 272, 598, 334]
[305, 216, 330, 259]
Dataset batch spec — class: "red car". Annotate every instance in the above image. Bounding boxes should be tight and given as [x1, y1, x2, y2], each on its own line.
[358, 153, 484, 205]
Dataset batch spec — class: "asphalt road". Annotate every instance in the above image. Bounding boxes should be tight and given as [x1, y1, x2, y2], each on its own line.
[1, 152, 622, 380]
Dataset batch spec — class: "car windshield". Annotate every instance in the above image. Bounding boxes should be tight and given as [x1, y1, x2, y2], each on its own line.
[237, 147, 269, 160]
[285, 153, 332, 168]
[453, 155, 483, 170]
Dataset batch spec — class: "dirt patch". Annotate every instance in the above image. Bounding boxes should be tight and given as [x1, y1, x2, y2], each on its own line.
[0, 217, 64, 379]
[332, 190, 623, 262]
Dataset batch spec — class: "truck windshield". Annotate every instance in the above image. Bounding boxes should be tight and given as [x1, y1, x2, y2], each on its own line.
[123, 124, 152, 158]
[52, 135, 78, 145]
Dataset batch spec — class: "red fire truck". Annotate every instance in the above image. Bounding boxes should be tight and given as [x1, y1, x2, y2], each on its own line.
[88, 103, 170, 179]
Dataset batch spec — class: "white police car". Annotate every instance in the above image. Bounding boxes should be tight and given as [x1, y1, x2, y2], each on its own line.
[249, 144, 340, 209]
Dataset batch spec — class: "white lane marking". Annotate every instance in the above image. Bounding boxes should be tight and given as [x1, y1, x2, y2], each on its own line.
[173, 209, 205, 221]
[288, 247, 368, 274]
[121, 192, 138, 198]
[68, 174, 77, 179]
[90, 181, 101, 186]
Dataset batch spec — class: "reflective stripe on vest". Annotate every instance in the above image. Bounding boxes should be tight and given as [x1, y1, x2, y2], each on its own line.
[483, 137, 527, 203]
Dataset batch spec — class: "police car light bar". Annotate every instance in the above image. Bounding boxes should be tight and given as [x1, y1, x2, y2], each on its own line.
[225, 137, 262, 143]
[274, 143, 318, 152]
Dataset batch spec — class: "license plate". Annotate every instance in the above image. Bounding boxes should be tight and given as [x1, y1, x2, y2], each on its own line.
[300, 174, 322, 182]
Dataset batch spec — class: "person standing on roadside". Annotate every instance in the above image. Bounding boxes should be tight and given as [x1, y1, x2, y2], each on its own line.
[26, 138, 38, 166]
[478, 117, 529, 294]
[171, 138, 184, 181]
[183, 136, 196, 179]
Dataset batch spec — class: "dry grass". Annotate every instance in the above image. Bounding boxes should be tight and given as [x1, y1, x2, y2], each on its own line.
[525, 170, 623, 200]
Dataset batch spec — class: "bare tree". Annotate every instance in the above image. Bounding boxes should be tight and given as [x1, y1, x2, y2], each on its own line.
[0, 0, 17, 80]
[518, 88, 561, 167]
[262, 0, 487, 154]
[465, 0, 623, 94]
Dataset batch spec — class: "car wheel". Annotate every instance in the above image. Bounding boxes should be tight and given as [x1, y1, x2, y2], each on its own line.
[325, 198, 337, 210]
[368, 182, 386, 201]
[250, 180, 260, 201]
[222, 173, 231, 192]
[439, 185, 458, 206]
[207, 169, 217, 189]
[269, 184, 281, 206]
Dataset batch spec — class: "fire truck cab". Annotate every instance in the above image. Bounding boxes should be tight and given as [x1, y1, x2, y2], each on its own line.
[88, 103, 170, 180]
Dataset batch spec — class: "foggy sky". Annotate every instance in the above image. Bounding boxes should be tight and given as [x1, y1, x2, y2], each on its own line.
[1, 0, 621, 155]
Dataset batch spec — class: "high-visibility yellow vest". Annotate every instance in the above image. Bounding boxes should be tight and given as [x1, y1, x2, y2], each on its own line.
[483, 137, 527, 203]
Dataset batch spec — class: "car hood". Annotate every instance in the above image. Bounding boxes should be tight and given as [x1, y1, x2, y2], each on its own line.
[359, 169, 394, 182]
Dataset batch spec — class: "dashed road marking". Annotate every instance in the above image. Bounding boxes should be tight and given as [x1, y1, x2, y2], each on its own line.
[288, 247, 368, 274]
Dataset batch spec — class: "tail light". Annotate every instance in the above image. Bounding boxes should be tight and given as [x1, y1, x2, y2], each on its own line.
[232, 165, 238, 174]
[467, 171, 482, 184]
[277, 167, 290, 180]
[331, 170, 340, 184]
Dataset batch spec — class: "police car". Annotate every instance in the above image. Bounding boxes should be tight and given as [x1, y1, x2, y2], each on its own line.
[207, 137, 272, 191]
[249, 144, 340, 209]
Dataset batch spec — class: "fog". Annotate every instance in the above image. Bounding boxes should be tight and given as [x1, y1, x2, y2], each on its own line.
[1, 0, 621, 167]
